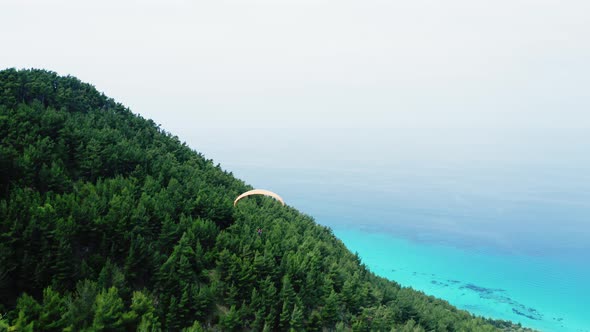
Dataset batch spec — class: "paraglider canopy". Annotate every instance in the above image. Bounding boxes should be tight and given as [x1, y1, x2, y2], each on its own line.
[234, 189, 285, 207]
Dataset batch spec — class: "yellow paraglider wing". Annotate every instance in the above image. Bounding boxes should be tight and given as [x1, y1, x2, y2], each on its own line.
[233, 189, 285, 207]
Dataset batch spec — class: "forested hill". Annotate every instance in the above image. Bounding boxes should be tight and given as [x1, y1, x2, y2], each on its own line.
[0, 69, 531, 331]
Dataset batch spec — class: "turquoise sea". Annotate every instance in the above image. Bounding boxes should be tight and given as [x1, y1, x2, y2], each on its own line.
[332, 228, 589, 332]
[188, 128, 590, 332]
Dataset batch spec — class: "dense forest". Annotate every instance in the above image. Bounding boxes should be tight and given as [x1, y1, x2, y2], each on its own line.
[0, 69, 533, 331]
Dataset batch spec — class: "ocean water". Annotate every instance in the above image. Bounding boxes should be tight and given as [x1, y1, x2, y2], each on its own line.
[332, 228, 590, 332]
[186, 127, 590, 332]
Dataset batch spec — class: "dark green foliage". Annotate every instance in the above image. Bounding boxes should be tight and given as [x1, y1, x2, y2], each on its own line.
[289, 302, 304, 331]
[321, 290, 340, 328]
[0, 69, 534, 331]
[182, 321, 204, 332]
[219, 305, 241, 331]
[39, 287, 67, 331]
[92, 287, 124, 331]
[0, 314, 9, 331]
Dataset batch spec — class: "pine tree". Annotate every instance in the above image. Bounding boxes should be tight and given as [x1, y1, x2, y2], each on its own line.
[124, 290, 160, 331]
[165, 296, 180, 331]
[341, 278, 359, 313]
[251, 308, 266, 332]
[158, 232, 197, 297]
[289, 302, 304, 332]
[280, 275, 296, 310]
[219, 305, 241, 331]
[97, 259, 125, 292]
[279, 301, 291, 330]
[64, 280, 99, 330]
[52, 236, 73, 291]
[306, 310, 322, 332]
[130, 291, 154, 317]
[0, 313, 9, 331]
[191, 285, 211, 320]
[124, 234, 151, 285]
[13, 294, 40, 328]
[322, 290, 340, 329]
[136, 313, 162, 332]
[92, 287, 124, 331]
[177, 286, 191, 328]
[38, 287, 66, 331]
[181, 321, 204, 332]
[10, 310, 34, 332]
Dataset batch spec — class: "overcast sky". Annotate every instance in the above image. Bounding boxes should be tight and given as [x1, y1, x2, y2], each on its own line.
[3, 1, 590, 254]
[1, 0, 589, 133]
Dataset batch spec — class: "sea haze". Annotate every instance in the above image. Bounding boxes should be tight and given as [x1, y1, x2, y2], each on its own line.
[189, 127, 590, 255]
[186, 127, 590, 331]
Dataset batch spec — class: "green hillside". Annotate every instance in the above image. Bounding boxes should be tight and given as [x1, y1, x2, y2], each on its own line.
[0, 69, 531, 331]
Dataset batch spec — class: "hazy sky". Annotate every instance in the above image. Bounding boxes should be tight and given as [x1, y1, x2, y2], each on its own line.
[2, 0, 589, 133]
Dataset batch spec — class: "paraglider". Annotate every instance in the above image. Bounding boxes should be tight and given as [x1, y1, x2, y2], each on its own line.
[233, 189, 285, 207]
